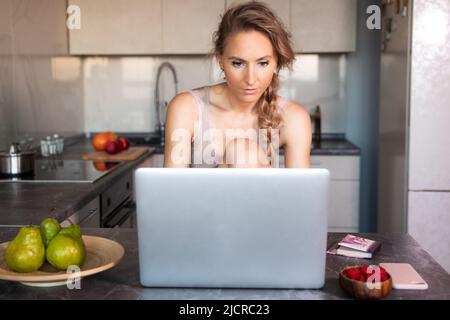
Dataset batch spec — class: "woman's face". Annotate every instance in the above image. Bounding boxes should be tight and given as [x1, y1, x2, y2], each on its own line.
[219, 30, 277, 104]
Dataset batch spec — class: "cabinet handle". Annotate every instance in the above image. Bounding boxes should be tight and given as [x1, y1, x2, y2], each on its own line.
[107, 197, 111, 207]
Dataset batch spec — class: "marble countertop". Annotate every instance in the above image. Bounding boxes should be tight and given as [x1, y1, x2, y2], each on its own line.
[0, 228, 449, 299]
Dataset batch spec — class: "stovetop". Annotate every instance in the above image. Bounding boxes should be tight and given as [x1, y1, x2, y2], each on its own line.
[0, 159, 122, 183]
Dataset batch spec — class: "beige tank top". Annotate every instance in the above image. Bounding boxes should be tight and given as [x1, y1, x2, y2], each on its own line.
[187, 86, 287, 168]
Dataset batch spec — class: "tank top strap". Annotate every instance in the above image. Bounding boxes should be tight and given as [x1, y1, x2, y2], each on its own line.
[278, 96, 287, 112]
[188, 90, 203, 118]
[188, 88, 211, 144]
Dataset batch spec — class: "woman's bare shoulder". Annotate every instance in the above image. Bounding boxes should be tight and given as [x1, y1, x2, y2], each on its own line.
[281, 99, 311, 124]
[168, 91, 197, 109]
[166, 91, 199, 121]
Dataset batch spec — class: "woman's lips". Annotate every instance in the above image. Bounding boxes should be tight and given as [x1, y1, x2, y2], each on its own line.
[242, 88, 257, 94]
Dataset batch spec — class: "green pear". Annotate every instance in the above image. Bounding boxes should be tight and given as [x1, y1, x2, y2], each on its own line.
[40, 217, 61, 247]
[46, 224, 86, 270]
[58, 224, 82, 239]
[5, 226, 45, 273]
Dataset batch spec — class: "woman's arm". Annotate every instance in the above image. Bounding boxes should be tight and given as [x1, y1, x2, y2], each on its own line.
[281, 102, 312, 168]
[163, 92, 197, 168]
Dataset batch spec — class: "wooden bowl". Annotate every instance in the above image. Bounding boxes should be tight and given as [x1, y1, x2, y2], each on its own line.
[339, 265, 393, 300]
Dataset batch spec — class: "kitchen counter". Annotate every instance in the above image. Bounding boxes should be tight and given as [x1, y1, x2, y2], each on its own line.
[0, 228, 449, 299]
[127, 133, 361, 156]
[309, 135, 360, 156]
[0, 183, 96, 226]
[0, 138, 153, 226]
[0, 134, 357, 226]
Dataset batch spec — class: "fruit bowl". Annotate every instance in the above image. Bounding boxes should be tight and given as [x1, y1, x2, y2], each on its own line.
[339, 265, 393, 300]
[0, 236, 124, 287]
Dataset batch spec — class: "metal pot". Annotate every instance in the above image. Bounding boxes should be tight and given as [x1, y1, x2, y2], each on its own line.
[0, 142, 35, 175]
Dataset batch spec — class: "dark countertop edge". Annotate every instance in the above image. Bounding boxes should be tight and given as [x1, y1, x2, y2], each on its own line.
[91, 148, 154, 194]
[310, 149, 361, 156]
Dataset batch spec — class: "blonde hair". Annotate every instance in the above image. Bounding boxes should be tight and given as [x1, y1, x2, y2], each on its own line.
[212, 1, 295, 157]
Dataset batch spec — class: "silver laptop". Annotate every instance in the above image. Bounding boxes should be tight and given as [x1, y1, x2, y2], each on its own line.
[135, 168, 329, 289]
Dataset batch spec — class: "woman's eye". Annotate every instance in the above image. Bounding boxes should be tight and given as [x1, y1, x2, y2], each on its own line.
[259, 61, 269, 67]
[231, 61, 244, 68]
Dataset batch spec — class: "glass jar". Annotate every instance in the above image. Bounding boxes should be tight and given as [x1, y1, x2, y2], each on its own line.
[53, 134, 64, 154]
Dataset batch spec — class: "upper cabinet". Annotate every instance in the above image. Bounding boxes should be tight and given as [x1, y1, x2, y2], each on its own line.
[68, 0, 357, 55]
[291, 0, 357, 53]
[226, 0, 290, 32]
[13, 0, 68, 55]
[68, 0, 163, 55]
[163, 0, 224, 54]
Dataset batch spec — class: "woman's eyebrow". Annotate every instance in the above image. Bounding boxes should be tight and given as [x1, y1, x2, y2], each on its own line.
[227, 55, 272, 61]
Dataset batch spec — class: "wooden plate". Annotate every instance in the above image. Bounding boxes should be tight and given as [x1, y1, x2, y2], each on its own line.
[0, 236, 125, 287]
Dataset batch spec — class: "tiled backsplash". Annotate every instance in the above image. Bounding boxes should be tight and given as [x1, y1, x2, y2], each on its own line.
[83, 54, 347, 133]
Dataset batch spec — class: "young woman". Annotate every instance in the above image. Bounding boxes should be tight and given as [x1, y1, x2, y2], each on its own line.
[164, 1, 312, 168]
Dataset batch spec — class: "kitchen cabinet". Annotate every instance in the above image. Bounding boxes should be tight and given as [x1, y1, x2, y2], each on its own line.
[68, 0, 223, 54]
[101, 173, 133, 228]
[226, 0, 290, 31]
[136, 153, 164, 168]
[163, 0, 225, 54]
[280, 154, 360, 232]
[68, 0, 163, 55]
[67, 0, 356, 54]
[12, 0, 68, 55]
[291, 0, 357, 53]
[61, 196, 100, 228]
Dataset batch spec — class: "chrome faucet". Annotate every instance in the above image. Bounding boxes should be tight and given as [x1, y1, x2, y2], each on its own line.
[155, 62, 178, 146]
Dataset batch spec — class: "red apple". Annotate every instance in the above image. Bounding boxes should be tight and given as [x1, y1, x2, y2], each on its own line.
[105, 162, 118, 169]
[105, 140, 122, 154]
[118, 137, 130, 150]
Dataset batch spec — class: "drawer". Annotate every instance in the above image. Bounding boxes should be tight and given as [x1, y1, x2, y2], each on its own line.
[101, 173, 133, 217]
[279, 155, 360, 180]
[62, 196, 100, 228]
[310, 155, 360, 180]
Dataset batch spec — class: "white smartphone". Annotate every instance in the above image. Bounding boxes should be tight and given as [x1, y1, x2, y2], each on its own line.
[380, 263, 429, 290]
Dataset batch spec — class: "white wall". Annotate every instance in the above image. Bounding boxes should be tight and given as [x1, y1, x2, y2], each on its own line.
[408, 0, 450, 273]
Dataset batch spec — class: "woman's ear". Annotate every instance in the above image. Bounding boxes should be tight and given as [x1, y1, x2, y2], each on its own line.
[217, 55, 224, 70]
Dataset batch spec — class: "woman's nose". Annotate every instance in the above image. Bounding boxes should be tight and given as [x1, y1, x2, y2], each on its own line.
[245, 65, 256, 85]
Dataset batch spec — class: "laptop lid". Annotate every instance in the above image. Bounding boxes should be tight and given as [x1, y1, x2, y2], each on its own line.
[135, 168, 329, 289]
